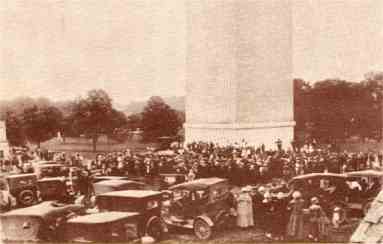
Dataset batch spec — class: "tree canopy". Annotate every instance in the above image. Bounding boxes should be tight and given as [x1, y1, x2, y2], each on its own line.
[141, 96, 182, 141]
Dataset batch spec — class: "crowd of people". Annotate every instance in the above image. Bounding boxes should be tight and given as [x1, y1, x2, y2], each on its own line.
[0, 140, 382, 241]
[1, 140, 383, 185]
[232, 183, 330, 242]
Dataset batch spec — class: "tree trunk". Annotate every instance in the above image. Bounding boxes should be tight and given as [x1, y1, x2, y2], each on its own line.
[92, 135, 98, 152]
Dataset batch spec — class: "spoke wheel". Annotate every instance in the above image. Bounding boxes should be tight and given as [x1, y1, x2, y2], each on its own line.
[194, 219, 212, 240]
[147, 219, 163, 241]
[18, 189, 36, 206]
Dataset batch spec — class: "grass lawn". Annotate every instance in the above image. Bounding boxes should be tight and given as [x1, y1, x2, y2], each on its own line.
[40, 137, 158, 158]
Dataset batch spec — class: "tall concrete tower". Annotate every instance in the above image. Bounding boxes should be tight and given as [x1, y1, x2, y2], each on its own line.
[185, 0, 295, 148]
[0, 121, 10, 158]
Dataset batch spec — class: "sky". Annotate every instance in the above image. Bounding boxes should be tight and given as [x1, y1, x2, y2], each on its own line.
[1, 0, 382, 105]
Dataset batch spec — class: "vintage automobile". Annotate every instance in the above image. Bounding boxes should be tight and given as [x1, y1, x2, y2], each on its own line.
[345, 169, 383, 215]
[64, 190, 166, 242]
[92, 175, 130, 183]
[163, 177, 234, 240]
[37, 176, 74, 202]
[159, 173, 186, 189]
[0, 201, 84, 242]
[93, 179, 150, 195]
[129, 173, 186, 191]
[5, 173, 39, 206]
[33, 163, 67, 179]
[288, 173, 350, 222]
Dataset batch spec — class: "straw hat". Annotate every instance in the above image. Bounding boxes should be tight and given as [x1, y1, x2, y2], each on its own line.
[292, 191, 302, 199]
[241, 186, 252, 193]
[264, 191, 272, 199]
[258, 186, 266, 194]
[276, 192, 285, 200]
[311, 196, 319, 204]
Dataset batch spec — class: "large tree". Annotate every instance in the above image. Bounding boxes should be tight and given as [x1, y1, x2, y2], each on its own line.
[22, 105, 63, 147]
[141, 96, 182, 141]
[71, 89, 119, 151]
[5, 110, 26, 146]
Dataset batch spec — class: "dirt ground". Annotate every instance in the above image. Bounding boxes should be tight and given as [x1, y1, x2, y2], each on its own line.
[162, 218, 359, 244]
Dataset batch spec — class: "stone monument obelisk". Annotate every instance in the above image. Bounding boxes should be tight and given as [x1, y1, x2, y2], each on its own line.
[0, 121, 10, 158]
[184, 0, 295, 149]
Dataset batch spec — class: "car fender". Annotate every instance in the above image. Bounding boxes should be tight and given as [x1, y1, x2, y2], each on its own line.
[195, 215, 214, 227]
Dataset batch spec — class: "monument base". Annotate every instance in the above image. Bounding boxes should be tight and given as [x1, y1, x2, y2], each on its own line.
[184, 121, 295, 149]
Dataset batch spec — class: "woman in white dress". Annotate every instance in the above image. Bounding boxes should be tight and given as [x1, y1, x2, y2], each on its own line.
[236, 186, 254, 228]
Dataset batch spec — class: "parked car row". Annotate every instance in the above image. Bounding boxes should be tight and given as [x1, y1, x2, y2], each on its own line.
[2, 169, 383, 243]
[0, 177, 233, 242]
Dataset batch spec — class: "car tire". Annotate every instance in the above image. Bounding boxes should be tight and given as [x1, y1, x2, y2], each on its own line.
[333, 205, 348, 225]
[194, 219, 212, 240]
[146, 218, 164, 241]
[18, 189, 36, 206]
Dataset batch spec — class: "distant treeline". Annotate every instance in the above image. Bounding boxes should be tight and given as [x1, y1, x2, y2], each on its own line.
[0, 90, 184, 150]
[294, 71, 383, 143]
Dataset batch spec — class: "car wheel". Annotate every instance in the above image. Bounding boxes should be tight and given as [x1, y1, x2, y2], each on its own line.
[363, 201, 373, 216]
[18, 189, 36, 206]
[194, 219, 212, 240]
[333, 205, 348, 225]
[146, 218, 163, 241]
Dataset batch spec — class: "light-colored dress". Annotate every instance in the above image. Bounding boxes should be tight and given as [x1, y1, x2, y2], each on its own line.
[236, 192, 254, 228]
[286, 199, 305, 240]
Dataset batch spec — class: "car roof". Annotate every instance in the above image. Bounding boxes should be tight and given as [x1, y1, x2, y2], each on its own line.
[5, 173, 36, 179]
[94, 179, 145, 187]
[160, 173, 185, 177]
[37, 177, 66, 182]
[290, 173, 347, 182]
[34, 160, 57, 165]
[169, 177, 228, 191]
[36, 163, 63, 168]
[346, 170, 383, 178]
[98, 190, 162, 198]
[67, 211, 139, 224]
[1, 201, 81, 218]
[94, 176, 129, 180]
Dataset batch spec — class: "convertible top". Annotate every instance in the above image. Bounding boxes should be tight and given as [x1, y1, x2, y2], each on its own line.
[94, 179, 145, 187]
[346, 170, 383, 178]
[98, 190, 162, 198]
[290, 173, 347, 181]
[169, 177, 228, 191]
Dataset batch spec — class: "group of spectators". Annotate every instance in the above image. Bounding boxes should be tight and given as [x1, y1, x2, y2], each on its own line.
[1, 140, 383, 187]
[232, 182, 333, 242]
[0, 140, 382, 242]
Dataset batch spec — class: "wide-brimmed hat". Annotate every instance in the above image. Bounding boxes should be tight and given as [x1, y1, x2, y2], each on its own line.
[311, 196, 319, 204]
[292, 191, 302, 199]
[276, 192, 285, 199]
[241, 186, 252, 192]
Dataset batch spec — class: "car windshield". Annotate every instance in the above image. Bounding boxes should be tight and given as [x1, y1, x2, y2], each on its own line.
[173, 189, 208, 202]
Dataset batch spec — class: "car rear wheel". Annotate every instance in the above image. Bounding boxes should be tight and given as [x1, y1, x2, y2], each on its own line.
[146, 218, 163, 241]
[332, 204, 348, 225]
[194, 219, 212, 240]
[18, 189, 36, 206]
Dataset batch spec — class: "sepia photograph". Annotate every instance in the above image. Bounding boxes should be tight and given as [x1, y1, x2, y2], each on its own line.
[0, 0, 383, 243]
